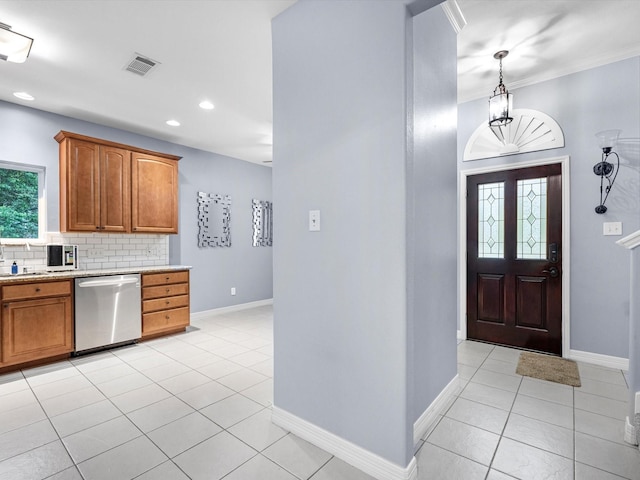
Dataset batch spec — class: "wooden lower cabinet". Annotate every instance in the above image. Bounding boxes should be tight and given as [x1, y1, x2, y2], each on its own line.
[141, 271, 190, 338]
[1, 280, 74, 367]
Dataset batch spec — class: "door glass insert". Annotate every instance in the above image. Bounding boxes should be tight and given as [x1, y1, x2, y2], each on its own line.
[517, 177, 547, 259]
[478, 182, 504, 258]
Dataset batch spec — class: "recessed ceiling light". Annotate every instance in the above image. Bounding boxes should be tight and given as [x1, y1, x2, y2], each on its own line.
[13, 91, 34, 101]
[199, 100, 214, 110]
[166, 119, 180, 127]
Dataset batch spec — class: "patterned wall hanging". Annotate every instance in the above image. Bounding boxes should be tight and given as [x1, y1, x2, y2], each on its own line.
[197, 192, 231, 247]
[252, 199, 273, 247]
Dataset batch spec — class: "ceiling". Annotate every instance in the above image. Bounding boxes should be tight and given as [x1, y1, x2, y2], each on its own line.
[1, 1, 639, 165]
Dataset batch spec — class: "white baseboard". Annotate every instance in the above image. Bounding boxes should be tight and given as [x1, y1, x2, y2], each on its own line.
[457, 329, 463, 341]
[190, 298, 273, 320]
[567, 349, 629, 371]
[413, 374, 460, 445]
[624, 416, 638, 445]
[271, 407, 417, 480]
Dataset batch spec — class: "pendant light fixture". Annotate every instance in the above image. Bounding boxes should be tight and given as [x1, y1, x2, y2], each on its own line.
[0, 22, 33, 63]
[489, 50, 513, 127]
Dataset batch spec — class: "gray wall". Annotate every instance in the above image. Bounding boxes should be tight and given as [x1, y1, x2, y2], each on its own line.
[628, 246, 639, 420]
[273, 0, 455, 468]
[457, 58, 640, 358]
[410, 7, 458, 425]
[0, 100, 273, 312]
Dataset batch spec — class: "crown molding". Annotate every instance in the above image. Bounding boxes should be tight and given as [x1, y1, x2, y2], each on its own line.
[441, 0, 466, 33]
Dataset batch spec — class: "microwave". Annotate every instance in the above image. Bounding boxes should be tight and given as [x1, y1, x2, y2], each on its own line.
[46, 244, 79, 271]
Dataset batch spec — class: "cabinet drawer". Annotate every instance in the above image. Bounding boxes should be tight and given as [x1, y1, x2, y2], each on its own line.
[142, 283, 189, 300]
[142, 307, 189, 335]
[142, 271, 189, 287]
[143, 294, 189, 313]
[2, 280, 72, 302]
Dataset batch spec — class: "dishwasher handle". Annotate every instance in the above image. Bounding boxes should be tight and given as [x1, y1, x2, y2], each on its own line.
[77, 277, 139, 288]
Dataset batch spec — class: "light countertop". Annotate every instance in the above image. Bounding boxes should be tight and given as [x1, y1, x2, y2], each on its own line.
[0, 265, 192, 284]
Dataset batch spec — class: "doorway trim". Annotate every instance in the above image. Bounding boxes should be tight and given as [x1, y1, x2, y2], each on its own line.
[458, 155, 571, 357]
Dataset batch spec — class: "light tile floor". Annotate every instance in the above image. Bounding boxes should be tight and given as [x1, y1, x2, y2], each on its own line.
[0, 305, 638, 479]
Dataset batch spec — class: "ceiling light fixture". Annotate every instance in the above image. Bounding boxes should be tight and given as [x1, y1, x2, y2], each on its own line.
[13, 91, 34, 101]
[489, 50, 513, 127]
[593, 129, 622, 214]
[0, 22, 33, 63]
[199, 100, 215, 110]
[166, 120, 180, 127]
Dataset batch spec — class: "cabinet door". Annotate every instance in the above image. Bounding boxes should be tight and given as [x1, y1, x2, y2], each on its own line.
[131, 153, 179, 233]
[100, 146, 131, 232]
[62, 138, 101, 231]
[2, 296, 73, 365]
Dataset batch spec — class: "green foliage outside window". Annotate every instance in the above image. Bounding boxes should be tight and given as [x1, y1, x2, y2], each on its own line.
[0, 168, 39, 239]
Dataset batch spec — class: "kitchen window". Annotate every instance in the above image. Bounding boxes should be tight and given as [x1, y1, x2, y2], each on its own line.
[0, 161, 46, 244]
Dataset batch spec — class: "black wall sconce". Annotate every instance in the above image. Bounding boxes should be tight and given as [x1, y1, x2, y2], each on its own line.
[593, 129, 621, 214]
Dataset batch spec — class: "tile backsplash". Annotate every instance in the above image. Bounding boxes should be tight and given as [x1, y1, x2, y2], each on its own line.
[0, 233, 169, 273]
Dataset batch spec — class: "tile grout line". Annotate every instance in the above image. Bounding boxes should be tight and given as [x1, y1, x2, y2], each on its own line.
[23, 360, 85, 479]
[481, 347, 522, 480]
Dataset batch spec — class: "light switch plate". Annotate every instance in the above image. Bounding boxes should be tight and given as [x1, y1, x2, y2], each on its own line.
[309, 210, 320, 231]
[603, 222, 622, 236]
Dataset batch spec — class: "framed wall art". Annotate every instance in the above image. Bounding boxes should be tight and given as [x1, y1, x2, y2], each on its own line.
[197, 191, 231, 247]
[252, 199, 273, 247]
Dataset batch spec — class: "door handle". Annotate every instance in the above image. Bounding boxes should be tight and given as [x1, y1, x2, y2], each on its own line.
[542, 266, 559, 278]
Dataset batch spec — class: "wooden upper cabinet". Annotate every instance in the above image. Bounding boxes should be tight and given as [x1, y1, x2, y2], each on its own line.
[131, 153, 178, 234]
[59, 137, 101, 231]
[100, 145, 131, 232]
[55, 131, 180, 234]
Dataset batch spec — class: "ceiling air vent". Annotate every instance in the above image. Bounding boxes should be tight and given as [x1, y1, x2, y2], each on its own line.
[124, 54, 159, 77]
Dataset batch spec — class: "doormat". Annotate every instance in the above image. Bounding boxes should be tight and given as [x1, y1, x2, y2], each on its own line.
[516, 352, 581, 387]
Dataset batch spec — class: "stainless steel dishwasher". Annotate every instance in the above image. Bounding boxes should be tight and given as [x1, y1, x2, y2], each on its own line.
[75, 274, 141, 353]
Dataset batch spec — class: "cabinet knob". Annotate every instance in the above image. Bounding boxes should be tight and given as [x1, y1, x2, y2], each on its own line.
[35, 288, 41, 292]
[166, 288, 170, 293]
[96, 226, 100, 230]
[165, 315, 170, 320]
[165, 301, 170, 305]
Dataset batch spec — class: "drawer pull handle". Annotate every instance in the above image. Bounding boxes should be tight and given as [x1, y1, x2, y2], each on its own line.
[166, 288, 170, 293]
[165, 315, 170, 320]
[35, 288, 41, 292]
[166, 301, 170, 305]
[166, 277, 170, 281]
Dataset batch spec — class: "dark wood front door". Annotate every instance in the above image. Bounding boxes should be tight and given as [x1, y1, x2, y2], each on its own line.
[467, 163, 562, 355]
